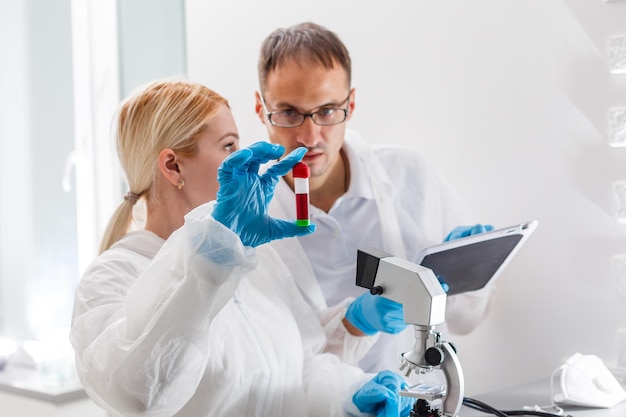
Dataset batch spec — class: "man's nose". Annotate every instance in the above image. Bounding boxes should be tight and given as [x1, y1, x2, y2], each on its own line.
[296, 116, 321, 147]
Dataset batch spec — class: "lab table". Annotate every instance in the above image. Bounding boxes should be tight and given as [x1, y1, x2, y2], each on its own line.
[0, 363, 107, 416]
[458, 378, 626, 416]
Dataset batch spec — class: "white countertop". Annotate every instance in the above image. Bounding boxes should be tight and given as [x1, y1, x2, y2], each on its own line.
[460, 378, 626, 417]
[0, 363, 86, 404]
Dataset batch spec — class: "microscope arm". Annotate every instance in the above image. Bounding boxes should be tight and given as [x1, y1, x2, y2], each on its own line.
[440, 341, 464, 417]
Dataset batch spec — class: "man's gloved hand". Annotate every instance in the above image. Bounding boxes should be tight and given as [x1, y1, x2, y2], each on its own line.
[444, 224, 494, 242]
[345, 292, 407, 336]
[352, 370, 415, 417]
[212, 141, 315, 247]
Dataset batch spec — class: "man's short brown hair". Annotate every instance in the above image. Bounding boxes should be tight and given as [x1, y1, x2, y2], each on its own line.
[258, 22, 352, 91]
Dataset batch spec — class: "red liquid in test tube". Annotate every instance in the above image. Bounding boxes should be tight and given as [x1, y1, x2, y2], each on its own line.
[293, 162, 310, 226]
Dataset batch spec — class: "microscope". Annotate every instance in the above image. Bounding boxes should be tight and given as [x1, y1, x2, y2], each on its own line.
[356, 248, 464, 417]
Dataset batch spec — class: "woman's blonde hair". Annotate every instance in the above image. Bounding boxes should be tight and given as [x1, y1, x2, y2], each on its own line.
[99, 79, 229, 253]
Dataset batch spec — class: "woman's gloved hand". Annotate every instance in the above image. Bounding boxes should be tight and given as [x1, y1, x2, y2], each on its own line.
[444, 224, 494, 242]
[212, 141, 315, 247]
[345, 292, 407, 335]
[353, 370, 415, 417]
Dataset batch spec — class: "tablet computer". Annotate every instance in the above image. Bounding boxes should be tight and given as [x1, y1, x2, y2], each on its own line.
[416, 220, 538, 296]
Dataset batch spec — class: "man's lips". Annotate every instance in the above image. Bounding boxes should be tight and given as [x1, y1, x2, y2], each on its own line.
[302, 152, 322, 162]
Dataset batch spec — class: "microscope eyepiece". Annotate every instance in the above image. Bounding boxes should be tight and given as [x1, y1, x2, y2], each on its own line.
[370, 286, 384, 295]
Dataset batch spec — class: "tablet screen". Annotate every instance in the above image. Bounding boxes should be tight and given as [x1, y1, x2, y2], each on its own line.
[414, 220, 538, 296]
[420, 234, 524, 295]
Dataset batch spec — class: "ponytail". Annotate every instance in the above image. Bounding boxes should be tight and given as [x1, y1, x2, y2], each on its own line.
[98, 193, 140, 253]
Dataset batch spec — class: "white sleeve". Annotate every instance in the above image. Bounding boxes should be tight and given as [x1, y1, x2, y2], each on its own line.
[445, 285, 493, 335]
[315, 298, 379, 365]
[262, 243, 379, 366]
[257, 246, 377, 416]
[300, 348, 374, 417]
[70, 202, 257, 417]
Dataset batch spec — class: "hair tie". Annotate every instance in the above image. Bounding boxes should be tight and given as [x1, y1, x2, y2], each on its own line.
[123, 192, 141, 205]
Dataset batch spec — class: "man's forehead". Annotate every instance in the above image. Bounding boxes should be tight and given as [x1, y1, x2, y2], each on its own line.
[267, 58, 347, 81]
[264, 66, 349, 106]
[265, 90, 348, 111]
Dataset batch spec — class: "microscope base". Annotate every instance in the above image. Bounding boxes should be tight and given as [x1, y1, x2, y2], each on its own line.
[410, 399, 443, 417]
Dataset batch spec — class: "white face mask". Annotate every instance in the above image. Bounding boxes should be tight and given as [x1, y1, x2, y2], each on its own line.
[552, 353, 626, 408]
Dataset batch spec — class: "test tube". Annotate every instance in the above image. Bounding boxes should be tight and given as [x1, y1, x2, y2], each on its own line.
[293, 162, 310, 226]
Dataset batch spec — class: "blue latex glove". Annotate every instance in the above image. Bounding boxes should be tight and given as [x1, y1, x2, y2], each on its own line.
[345, 292, 407, 336]
[353, 370, 415, 417]
[443, 223, 494, 242]
[212, 141, 315, 247]
[436, 276, 450, 293]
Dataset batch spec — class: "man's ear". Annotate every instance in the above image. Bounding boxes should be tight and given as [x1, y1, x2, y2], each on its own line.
[254, 91, 266, 125]
[157, 148, 182, 187]
[346, 87, 356, 121]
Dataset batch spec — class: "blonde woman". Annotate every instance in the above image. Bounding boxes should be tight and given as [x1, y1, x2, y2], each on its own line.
[70, 79, 414, 417]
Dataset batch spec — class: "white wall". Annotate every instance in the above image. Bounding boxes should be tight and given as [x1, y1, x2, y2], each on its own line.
[186, 0, 626, 395]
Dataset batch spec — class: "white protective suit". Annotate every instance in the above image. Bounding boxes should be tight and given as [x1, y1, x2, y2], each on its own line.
[70, 202, 378, 417]
[269, 130, 493, 373]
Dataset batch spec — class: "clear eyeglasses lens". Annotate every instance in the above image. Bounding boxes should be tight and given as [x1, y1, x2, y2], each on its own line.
[270, 108, 347, 127]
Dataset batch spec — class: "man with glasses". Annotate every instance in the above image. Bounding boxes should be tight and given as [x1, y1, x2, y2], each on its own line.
[256, 21, 494, 374]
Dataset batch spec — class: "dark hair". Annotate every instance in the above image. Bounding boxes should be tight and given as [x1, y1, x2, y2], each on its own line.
[258, 22, 352, 91]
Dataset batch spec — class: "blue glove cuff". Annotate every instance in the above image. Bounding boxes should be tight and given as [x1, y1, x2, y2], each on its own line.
[444, 223, 495, 242]
[345, 297, 378, 335]
[345, 293, 407, 335]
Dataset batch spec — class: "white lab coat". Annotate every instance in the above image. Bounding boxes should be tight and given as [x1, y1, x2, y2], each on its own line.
[70, 202, 377, 417]
[269, 130, 493, 373]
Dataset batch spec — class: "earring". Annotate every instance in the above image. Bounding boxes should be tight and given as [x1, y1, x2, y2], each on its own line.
[177, 179, 185, 190]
